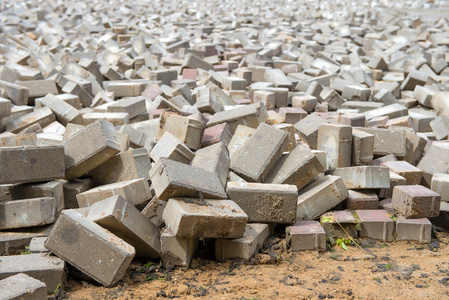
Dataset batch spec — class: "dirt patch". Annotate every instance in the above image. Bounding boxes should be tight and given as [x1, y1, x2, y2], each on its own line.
[64, 229, 449, 299]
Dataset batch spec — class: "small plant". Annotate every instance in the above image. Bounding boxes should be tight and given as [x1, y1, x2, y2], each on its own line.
[373, 277, 381, 283]
[336, 238, 351, 251]
[53, 284, 61, 294]
[389, 215, 397, 222]
[385, 264, 392, 269]
[20, 246, 31, 255]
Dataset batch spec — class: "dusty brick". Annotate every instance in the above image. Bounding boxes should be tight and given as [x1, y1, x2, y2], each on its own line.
[392, 185, 441, 218]
[286, 221, 326, 251]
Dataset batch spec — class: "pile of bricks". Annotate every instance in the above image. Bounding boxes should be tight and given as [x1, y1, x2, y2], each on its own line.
[1, 0, 449, 297]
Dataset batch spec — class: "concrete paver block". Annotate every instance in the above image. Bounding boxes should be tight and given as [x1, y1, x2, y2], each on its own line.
[332, 166, 390, 189]
[392, 185, 441, 218]
[87, 195, 161, 258]
[44, 210, 135, 287]
[0, 273, 47, 299]
[355, 210, 394, 242]
[215, 223, 271, 262]
[230, 123, 288, 182]
[227, 182, 297, 224]
[162, 198, 247, 239]
[0, 254, 65, 295]
[149, 158, 227, 200]
[286, 221, 326, 251]
[396, 217, 431, 243]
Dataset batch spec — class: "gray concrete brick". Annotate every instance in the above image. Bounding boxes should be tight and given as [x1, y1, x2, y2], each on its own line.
[352, 129, 374, 165]
[162, 198, 247, 238]
[431, 173, 449, 202]
[90, 148, 151, 185]
[191, 142, 230, 187]
[417, 143, 449, 187]
[87, 195, 161, 258]
[77, 178, 152, 207]
[381, 161, 423, 185]
[215, 223, 271, 262]
[0, 146, 64, 184]
[28, 237, 49, 253]
[331, 166, 390, 189]
[297, 175, 349, 221]
[320, 210, 358, 238]
[150, 132, 194, 165]
[161, 229, 197, 269]
[227, 125, 256, 164]
[141, 196, 166, 229]
[317, 123, 352, 170]
[206, 102, 268, 133]
[44, 210, 135, 287]
[0, 197, 56, 230]
[0, 273, 47, 299]
[227, 182, 297, 224]
[396, 217, 431, 243]
[149, 158, 227, 200]
[392, 185, 441, 218]
[62, 178, 94, 209]
[294, 113, 329, 149]
[5, 107, 55, 134]
[230, 123, 288, 182]
[64, 119, 121, 180]
[157, 113, 205, 150]
[357, 127, 406, 157]
[0, 254, 65, 294]
[265, 143, 323, 190]
[379, 171, 407, 199]
[36, 94, 84, 126]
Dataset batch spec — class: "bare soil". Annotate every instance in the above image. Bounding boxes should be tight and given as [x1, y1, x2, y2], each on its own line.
[61, 228, 449, 300]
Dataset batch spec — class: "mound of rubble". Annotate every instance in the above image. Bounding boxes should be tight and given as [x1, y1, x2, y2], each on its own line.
[1, 0, 449, 297]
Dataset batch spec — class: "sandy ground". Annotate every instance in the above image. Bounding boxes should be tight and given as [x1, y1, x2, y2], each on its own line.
[61, 227, 449, 300]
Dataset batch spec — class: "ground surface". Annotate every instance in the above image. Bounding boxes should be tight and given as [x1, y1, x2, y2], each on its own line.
[62, 228, 449, 300]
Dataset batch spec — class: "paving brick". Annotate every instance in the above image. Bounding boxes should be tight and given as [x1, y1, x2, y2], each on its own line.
[90, 148, 151, 185]
[351, 129, 374, 165]
[64, 119, 121, 180]
[201, 123, 233, 148]
[227, 182, 297, 224]
[191, 142, 230, 187]
[346, 190, 379, 210]
[161, 229, 197, 269]
[230, 123, 288, 182]
[87, 195, 161, 258]
[83, 112, 130, 126]
[150, 132, 194, 164]
[77, 178, 152, 207]
[107, 97, 146, 119]
[252, 90, 276, 110]
[0, 80, 29, 106]
[357, 127, 406, 157]
[182, 53, 214, 71]
[431, 173, 449, 202]
[141, 196, 166, 228]
[379, 171, 407, 199]
[215, 223, 271, 262]
[0, 273, 47, 299]
[294, 113, 329, 149]
[355, 210, 394, 242]
[0, 197, 56, 230]
[44, 210, 135, 287]
[0, 145, 64, 184]
[317, 123, 352, 170]
[278, 107, 307, 124]
[265, 143, 323, 190]
[149, 158, 227, 200]
[28, 237, 49, 253]
[5, 107, 55, 133]
[0, 253, 65, 294]
[162, 198, 247, 238]
[157, 113, 205, 150]
[332, 166, 390, 189]
[206, 102, 268, 133]
[400, 69, 428, 90]
[292, 95, 317, 113]
[381, 161, 423, 185]
[342, 85, 371, 101]
[297, 175, 349, 221]
[417, 143, 449, 187]
[320, 210, 358, 238]
[396, 217, 431, 243]
[286, 221, 326, 251]
[392, 185, 441, 218]
[35, 93, 84, 126]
